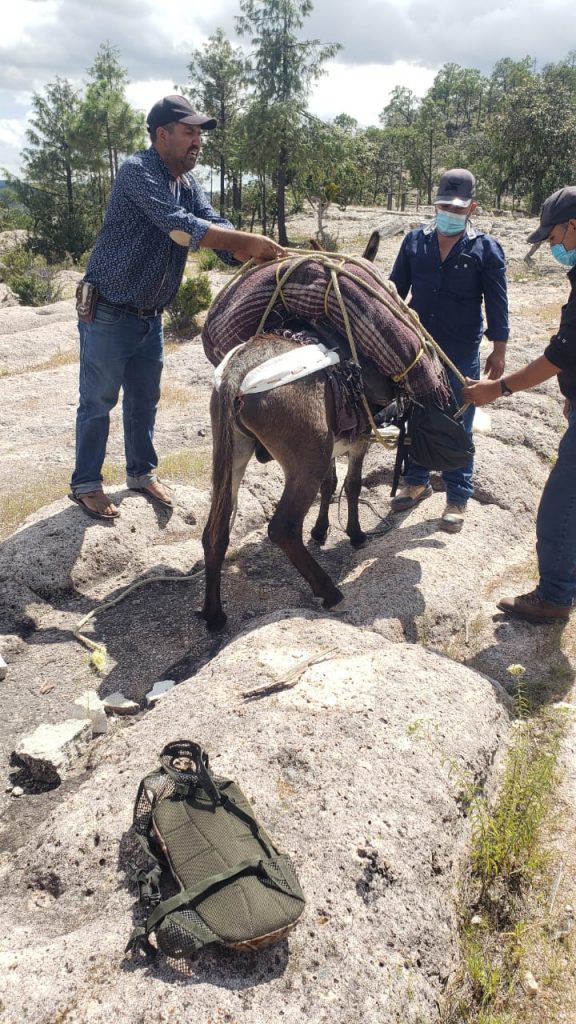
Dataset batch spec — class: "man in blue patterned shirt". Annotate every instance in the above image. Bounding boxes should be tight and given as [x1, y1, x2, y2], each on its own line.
[70, 95, 284, 520]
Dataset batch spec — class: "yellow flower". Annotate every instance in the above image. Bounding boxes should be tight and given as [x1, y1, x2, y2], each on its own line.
[90, 645, 107, 673]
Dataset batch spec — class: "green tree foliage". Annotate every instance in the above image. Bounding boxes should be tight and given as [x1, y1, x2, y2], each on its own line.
[379, 86, 419, 129]
[77, 43, 146, 218]
[296, 114, 360, 244]
[236, 0, 341, 244]
[8, 78, 95, 262]
[1, 244, 62, 306]
[6, 46, 144, 262]
[166, 274, 212, 336]
[186, 30, 249, 220]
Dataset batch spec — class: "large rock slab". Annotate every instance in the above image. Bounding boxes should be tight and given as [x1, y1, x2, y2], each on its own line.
[0, 298, 78, 371]
[0, 614, 509, 1024]
[15, 718, 93, 782]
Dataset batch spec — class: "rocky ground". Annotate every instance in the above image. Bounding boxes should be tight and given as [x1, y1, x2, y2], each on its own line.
[0, 207, 575, 1023]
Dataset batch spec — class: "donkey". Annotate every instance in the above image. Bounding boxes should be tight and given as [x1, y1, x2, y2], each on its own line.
[200, 233, 398, 632]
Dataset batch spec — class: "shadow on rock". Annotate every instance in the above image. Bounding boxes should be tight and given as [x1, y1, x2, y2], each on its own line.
[465, 617, 575, 711]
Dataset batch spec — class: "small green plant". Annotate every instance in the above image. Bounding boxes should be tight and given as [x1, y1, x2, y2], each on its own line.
[196, 248, 220, 272]
[315, 230, 339, 252]
[166, 274, 212, 336]
[0, 244, 62, 306]
[441, 666, 571, 1023]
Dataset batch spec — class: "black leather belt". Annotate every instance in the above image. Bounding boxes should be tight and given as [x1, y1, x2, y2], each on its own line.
[98, 297, 164, 318]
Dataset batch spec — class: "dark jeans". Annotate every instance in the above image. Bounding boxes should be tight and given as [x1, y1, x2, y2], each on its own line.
[71, 302, 163, 495]
[536, 406, 576, 607]
[401, 352, 480, 505]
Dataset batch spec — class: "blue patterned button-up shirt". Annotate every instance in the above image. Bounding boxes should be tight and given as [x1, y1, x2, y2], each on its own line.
[85, 146, 237, 309]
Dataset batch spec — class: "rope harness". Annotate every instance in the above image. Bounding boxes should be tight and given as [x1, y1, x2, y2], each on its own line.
[212, 250, 467, 452]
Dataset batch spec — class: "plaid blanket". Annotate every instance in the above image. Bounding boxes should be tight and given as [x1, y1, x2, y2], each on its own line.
[202, 257, 450, 403]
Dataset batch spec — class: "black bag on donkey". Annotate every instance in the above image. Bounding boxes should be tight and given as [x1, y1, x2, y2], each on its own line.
[389, 396, 475, 495]
[127, 740, 306, 957]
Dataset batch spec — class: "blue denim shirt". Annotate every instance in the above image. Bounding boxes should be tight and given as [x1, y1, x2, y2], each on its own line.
[85, 146, 237, 309]
[389, 222, 509, 365]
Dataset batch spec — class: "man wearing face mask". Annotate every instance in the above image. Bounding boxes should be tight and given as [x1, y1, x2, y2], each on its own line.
[388, 168, 509, 532]
[462, 186, 576, 623]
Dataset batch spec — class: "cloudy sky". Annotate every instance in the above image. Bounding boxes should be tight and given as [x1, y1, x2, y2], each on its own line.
[1, 0, 573, 175]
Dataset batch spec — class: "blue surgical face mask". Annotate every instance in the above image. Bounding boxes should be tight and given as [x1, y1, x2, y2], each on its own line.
[550, 243, 576, 267]
[435, 210, 468, 236]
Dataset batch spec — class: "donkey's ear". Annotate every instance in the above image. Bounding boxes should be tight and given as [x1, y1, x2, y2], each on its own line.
[362, 230, 380, 263]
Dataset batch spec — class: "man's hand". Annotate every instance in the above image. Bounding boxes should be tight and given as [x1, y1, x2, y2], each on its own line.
[201, 225, 285, 263]
[483, 343, 506, 380]
[232, 235, 285, 263]
[462, 377, 501, 406]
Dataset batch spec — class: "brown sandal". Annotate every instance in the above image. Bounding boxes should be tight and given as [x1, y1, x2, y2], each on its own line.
[68, 492, 120, 520]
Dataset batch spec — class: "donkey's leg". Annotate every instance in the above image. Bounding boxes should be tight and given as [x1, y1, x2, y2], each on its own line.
[202, 421, 255, 632]
[269, 467, 344, 609]
[242, 381, 343, 608]
[310, 458, 337, 545]
[344, 437, 370, 548]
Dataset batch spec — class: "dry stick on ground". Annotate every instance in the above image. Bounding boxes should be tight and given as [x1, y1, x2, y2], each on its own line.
[242, 647, 339, 701]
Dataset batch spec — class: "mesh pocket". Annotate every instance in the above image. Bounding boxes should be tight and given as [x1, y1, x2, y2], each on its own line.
[156, 908, 216, 957]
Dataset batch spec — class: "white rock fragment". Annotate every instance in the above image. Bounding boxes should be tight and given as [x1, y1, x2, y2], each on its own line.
[70, 690, 108, 734]
[15, 719, 92, 782]
[470, 914, 483, 926]
[11, 786, 23, 798]
[523, 970, 539, 997]
[0, 654, 7, 680]
[102, 692, 140, 716]
[146, 679, 176, 706]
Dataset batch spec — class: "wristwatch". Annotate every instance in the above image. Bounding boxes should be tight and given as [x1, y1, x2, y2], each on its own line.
[500, 378, 513, 396]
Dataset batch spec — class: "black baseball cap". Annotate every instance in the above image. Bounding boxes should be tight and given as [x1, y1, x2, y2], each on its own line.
[434, 168, 476, 208]
[527, 186, 576, 243]
[147, 95, 217, 134]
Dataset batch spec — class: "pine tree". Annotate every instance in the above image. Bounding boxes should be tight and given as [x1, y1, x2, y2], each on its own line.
[236, 0, 340, 244]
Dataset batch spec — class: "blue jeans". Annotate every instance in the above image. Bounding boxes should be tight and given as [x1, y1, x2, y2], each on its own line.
[71, 303, 164, 495]
[536, 406, 576, 607]
[401, 353, 480, 505]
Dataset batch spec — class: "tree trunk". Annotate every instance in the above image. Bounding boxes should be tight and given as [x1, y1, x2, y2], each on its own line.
[106, 122, 114, 189]
[220, 155, 226, 218]
[276, 143, 288, 245]
[65, 159, 74, 216]
[260, 176, 267, 236]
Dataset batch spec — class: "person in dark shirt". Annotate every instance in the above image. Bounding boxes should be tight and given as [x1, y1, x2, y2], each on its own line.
[70, 95, 285, 520]
[463, 186, 576, 623]
[389, 168, 509, 533]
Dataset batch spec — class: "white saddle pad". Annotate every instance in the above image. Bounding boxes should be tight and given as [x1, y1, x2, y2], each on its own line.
[214, 342, 340, 395]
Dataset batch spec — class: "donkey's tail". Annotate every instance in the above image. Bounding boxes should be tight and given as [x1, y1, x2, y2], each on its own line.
[206, 375, 238, 548]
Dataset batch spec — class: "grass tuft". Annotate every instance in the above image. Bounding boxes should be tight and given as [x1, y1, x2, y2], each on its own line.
[441, 674, 572, 1024]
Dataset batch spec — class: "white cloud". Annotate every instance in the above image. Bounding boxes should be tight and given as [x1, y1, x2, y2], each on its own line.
[309, 61, 436, 127]
[2, 0, 576, 175]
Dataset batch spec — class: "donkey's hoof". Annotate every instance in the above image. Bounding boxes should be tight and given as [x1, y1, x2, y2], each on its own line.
[310, 527, 328, 546]
[197, 607, 228, 632]
[349, 531, 367, 549]
[322, 590, 345, 611]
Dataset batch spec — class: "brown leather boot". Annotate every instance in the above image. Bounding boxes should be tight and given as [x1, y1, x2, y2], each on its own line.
[497, 589, 571, 623]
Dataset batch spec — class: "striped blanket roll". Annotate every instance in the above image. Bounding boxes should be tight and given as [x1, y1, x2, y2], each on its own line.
[201, 257, 451, 404]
